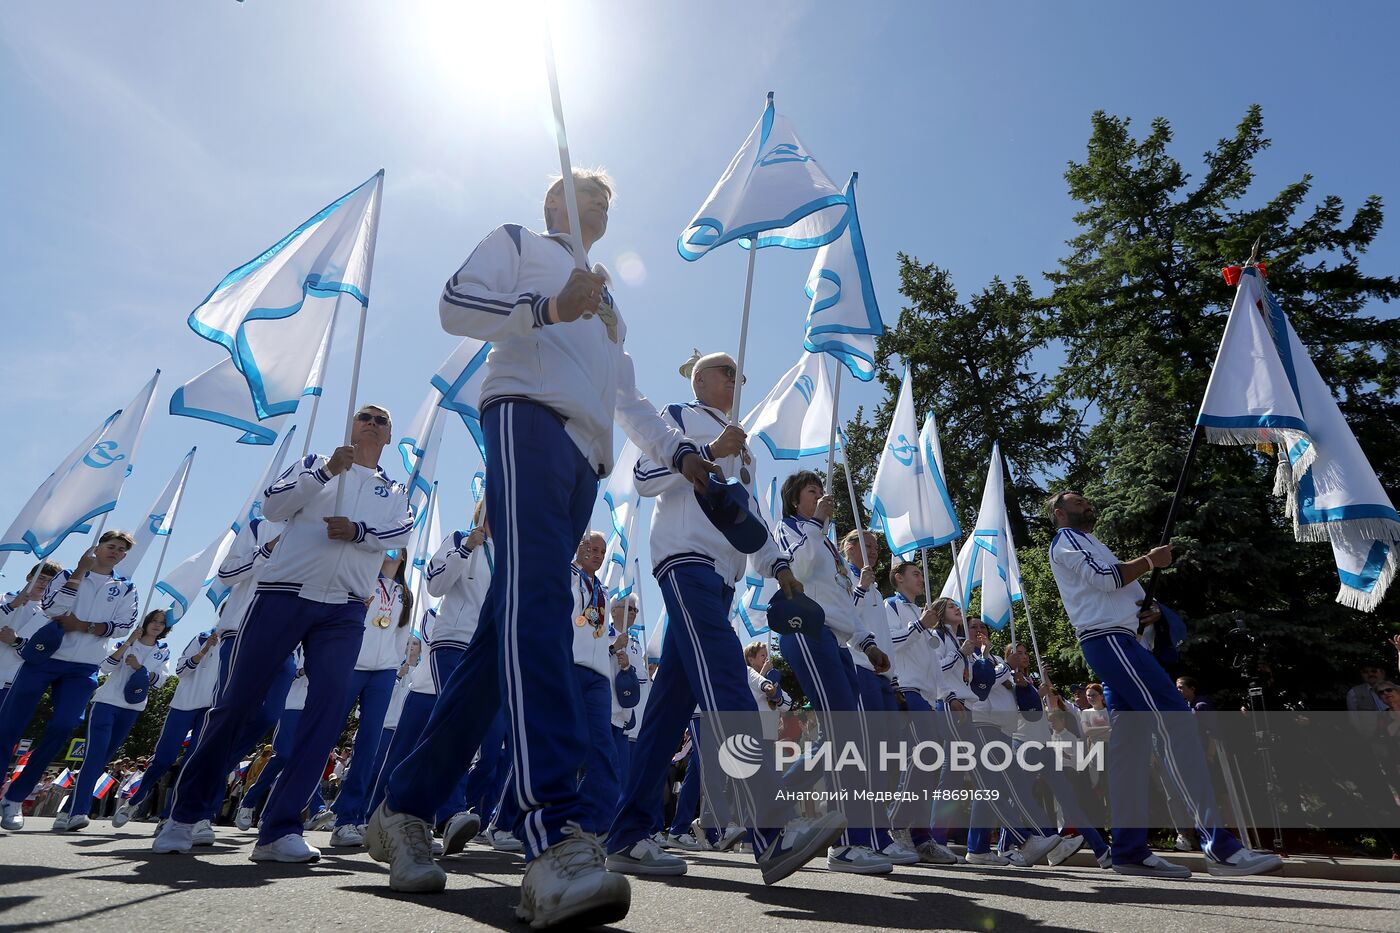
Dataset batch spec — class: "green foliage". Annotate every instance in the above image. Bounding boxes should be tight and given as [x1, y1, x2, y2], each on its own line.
[839, 105, 1398, 709]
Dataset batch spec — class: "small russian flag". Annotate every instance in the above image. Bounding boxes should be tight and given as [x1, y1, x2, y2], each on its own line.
[93, 772, 116, 799]
[55, 768, 73, 788]
[8, 751, 31, 783]
[121, 777, 142, 799]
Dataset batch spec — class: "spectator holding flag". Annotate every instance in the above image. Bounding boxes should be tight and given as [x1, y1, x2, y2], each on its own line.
[0, 532, 139, 831]
[58, 609, 170, 831]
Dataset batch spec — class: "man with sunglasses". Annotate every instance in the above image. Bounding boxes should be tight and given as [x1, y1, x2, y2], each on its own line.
[367, 171, 713, 929]
[157, 404, 412, 863]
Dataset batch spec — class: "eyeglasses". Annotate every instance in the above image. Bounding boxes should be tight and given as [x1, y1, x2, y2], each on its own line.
[698, 364, 746, 384]
[355, 412, 390, 426]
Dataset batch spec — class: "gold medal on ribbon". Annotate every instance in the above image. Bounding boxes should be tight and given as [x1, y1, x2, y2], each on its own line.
[593, 627, 603, 639]
[373, 614, 391, 629]
[575, 615, 589, 627]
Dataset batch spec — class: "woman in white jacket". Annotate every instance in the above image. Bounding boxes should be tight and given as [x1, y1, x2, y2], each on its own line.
[328, 551, 413, 847]
[774, 471, 894, 876]
[58, 609, 170, 831]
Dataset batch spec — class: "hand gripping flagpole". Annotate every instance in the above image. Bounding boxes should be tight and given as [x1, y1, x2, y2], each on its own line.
[543, 18, 588, 274]
[332, 301, 370, 515]
[836, 430, 871, 569]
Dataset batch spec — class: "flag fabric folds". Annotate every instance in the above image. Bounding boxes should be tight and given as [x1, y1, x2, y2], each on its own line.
[0, 411, 119, 569]
[602, 441, 644, 601]
[731, 478, 781, 640]
[743, 352, 835, 460]
[184, 171, 383, 435]
[1199, 268, 1399, 610]
[870, 370, 961, 557]
[678, 93, 847, 261]
[941, 443, 1019, 629]
[801, 174, 884, 382]
[21, 370, 161, 558]
[156, 528, 236, 624]
[408, 482, 442, 606]
[119, 447, 197, 574]
[429, 336, 492, 457]
[170, 310, 331, 445]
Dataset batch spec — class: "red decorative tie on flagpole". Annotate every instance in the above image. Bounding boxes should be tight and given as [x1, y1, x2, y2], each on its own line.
[1222, 262, 1268, 285]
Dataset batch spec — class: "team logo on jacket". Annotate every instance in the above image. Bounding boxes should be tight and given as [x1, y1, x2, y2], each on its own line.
[717, 733, 765, 780]
[107, 583, 123, 600]
[373, 485, 389, 498]
[83, 440, 125, 470]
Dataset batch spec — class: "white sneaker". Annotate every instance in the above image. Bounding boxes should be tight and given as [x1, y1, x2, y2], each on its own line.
[251, 833, 321, 863]
[650, 831, 673, 850]
[714, 822, 746, 852]
[65, 814, 90, 832]
[605, 835, 688, 876]
[690, 818, 712, 849]
[1046, 834, 1085, 867]
[1113, 853, 1192, 879]
[192, 819, 216, 846]
[878, 839, 921, 865]
[516, 824, 630, 930]
[666, 832, 704, 852]
[1014, 833, 1063, 867]
[490, 829, 525, 853]
[0, 799, 23, 831]
[51, 812, 71, 832]
[827, 844, 895, 875]
[1206, 847, 1284, 877]
[305, 809, 336, 832]
[1174, 832, 1195, 852]
[235, 807, 255, 831]
[365, 801, 447, 893]
[1097, 850, 1113, 869]
[432, 839, 444, 856]
[916, 839, 964, 865]
[966, 850, 1011, 866]
[443, 810, 481, 856]
[330, 823, 365, 847]
[152, 819, 195, 854]
[758, 812, 848, 885]
[111, 801, 136, 828]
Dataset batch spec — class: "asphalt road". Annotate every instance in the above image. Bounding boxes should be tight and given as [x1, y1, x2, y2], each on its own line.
[1, 818, 1398, 932]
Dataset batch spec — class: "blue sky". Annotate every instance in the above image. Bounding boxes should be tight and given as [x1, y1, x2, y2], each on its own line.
[3, 1, 1397, 658]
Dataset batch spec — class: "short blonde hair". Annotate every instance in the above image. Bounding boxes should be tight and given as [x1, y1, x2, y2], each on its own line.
[544, 168, 614, 229]
[744, 640, 769, 663]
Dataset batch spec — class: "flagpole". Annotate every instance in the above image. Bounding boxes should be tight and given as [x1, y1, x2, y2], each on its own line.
[140, 449, 196, 621]
[331, 302, 369, 515]
[822, 363, 844, 535]
[543, 18, 588, 272]
[729, 247, 758, 422]
[411, 481, 437, 611]
[91, 513, 110, 541]
[405, 403, 443, 513]
[1021, 592, 1046, 679]
[836, 432, 871, 568]
[300, 301, 341, 460]
[920, 548, 932, 606]
[1139, 424, 1202, 612]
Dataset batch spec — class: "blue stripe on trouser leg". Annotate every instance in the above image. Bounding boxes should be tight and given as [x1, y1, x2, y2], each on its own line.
[130, 705, 204, 810]
[854, 667, 898, 849]
[613, 728, 631, 814]
[66, 702, 140, 817]
[1008, 740, 1109, 858]
[490, 401, 598, 861]
[171, 592, 360, 841]
[383, 606, 499, 822]
[779, 626, 875, 849]
[607, 564, 783, 858]
[938, 706, 1049, 851]
[462, 707, 508, 816]
[213, 636, 297, 785]
[573, 666, 621, 835]
[160, 713, 210, 819]
[890, 690, 939, 845]
[256, 599, 364, 844]
[1079, 631, 1242, 864]
[369, 691, 429, 818]
[331, 667, 396, 827]
[0, 657, 98, 804]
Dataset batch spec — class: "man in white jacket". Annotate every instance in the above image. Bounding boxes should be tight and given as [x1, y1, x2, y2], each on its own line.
[158, 404, 411, 863]
[367, 171, 712, 930]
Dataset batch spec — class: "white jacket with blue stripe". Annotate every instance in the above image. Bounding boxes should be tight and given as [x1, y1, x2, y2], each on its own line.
[424, 532, 492, 650]
[774, 516, 876, 651]
[258, 454, 413, 604]
[437, 223, 697, 478]
[42, 570, 139, 667]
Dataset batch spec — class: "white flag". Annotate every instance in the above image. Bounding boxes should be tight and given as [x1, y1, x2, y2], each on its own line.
[801, 175, 884, 382]
[743, 352, 835, 460]
[171, 308, 332, 445]
[23, 370, 160, 558]
[731, 478, 781, 640]
[397, 388, 448, 522]
[0, 410, 118, 570]
[408, 482, 442, 602]
[870, 369, 961, 557]
[602, 442, 644, 601]
[430, 336, 492, 458]
[156, 528, 235, 623]
[185, 171, 382, 430]
[118, 447, 197, 574]
[1200, 268, 1399, 610]
[678, 92, 847, 261]
[940, 443, 1017, 629]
